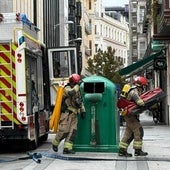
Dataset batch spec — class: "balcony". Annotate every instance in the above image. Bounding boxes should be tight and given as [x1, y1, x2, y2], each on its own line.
[157, 9, 170, 36]
[143, 14, 150, 33]
[85, 46, 91, 56]
[153, 2, 170, 40]
[132, 56, 138, 63]
[132, 35, 137, 46]
[85, 23, 92, 35]
[132, 48, 137, 56]
[132, 29, 137, 34]
[142, 1, 151, 34]
[69, 0, 76, 7]
[131, 10, 137, 18]
[143, 40, 152, 58]
[132, 41, 137, 48]
[131, 23, 137, 31]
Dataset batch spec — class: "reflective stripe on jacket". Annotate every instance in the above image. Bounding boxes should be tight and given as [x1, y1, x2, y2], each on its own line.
[127, 88, 145, 106]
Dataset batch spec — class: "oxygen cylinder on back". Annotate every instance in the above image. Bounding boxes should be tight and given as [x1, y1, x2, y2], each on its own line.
[121, 84, 131, 98]
[118, 84, 131, 116]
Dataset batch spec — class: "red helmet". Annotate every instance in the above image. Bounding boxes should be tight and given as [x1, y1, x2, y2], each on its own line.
[133, 76, 147, 87]
[69, 74, 81, 84]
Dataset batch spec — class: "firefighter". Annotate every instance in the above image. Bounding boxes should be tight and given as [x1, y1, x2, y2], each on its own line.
[52, 73, 86, 154]
[118, 76, 148, 157]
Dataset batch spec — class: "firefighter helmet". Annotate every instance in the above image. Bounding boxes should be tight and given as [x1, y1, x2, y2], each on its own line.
[133, 76, 147, 87]
[69, 73, 81, 84]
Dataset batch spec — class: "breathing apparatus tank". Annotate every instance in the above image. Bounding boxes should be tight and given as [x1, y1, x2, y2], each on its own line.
[121, 84, 131, 98]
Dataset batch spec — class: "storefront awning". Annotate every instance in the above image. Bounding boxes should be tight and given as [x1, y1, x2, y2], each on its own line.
[119, 50, 164, 77]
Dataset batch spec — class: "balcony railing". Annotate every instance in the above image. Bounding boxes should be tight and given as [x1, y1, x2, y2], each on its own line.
[152, 0, 170, 40]
[157, 9, 170, 36]
[143, 14, 150, 33]
[142, 0, 151, 33]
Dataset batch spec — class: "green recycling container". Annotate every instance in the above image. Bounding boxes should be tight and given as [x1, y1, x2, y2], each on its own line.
[74, 75, 120, 152]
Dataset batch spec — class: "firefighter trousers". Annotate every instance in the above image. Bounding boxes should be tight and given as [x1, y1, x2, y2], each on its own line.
[54, 111, 78, 149]
[119, 114, 144, 150]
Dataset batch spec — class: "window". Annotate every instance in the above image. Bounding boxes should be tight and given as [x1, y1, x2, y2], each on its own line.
[101, 24, 102, 35]
[106, 26, 108, 37]
[89, 0, 91, 10]
[89, 40, 92, 55]
[95, 25, 97, 34]
[140, 41, 145, 49]
[95, 44, 98, 53]
[139, 7, 145, 22]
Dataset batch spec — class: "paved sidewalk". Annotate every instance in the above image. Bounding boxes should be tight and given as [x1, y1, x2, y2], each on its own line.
[25, 112, 170, 170]
[43, 112, 170, 170]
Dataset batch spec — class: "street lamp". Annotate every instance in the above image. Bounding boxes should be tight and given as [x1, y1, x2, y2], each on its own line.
[68, 37, 82, 74]
[54, 21, 73, 29]
[68, 37, 82, 43]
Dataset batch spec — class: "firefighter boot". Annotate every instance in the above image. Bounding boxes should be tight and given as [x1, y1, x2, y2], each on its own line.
[52, 139, 59, 152]
[63, 142, 75, 154]
[63, 148, 75, 154]
[118, 148, 132, 157]
[134, 149, 148, 156]
[52, 145, 58, 152]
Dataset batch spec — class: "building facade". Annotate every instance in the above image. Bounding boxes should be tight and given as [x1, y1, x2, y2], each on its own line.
[1, 0, 170, 125]
[0, 0, 130, 76]
[80, 0, 96, 75]
[129, 0, 147, 63]
[122, 0, 170, 125]
[94, 1, 129, 68]
[139, 0, 170, 124]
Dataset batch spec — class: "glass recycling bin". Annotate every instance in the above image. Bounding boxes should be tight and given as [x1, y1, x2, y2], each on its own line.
[74, 75, 119, 152]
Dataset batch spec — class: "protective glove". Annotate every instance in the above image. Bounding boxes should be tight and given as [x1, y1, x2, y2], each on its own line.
[80, 112, 86, 119]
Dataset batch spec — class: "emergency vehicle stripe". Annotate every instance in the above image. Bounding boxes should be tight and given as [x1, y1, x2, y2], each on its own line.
[11, 44, 17, 122]
[1, 102, 18, 119]
[0, 77, 11, 88]
[0, 90, 11, 101]
[0, 53, 10, 63]
[3, 44, 10, 50]
[0, 43, 20, 125]
[1, 103, 19, 124]
[0, 65, 11, 76]
[1, 102, 12, 113]
[11, 45, 18, 124]
[0, 115, 8, 121]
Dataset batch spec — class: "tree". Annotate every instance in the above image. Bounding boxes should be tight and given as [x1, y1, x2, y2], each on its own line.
[87, 46, 126, 88]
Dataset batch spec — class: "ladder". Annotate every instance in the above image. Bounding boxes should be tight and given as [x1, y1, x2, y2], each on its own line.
[0, 40, 14, 129]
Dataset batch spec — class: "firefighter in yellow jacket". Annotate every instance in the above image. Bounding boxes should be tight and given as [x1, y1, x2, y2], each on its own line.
[52, 74, 86, 154]
[119, 76, 148, 157]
